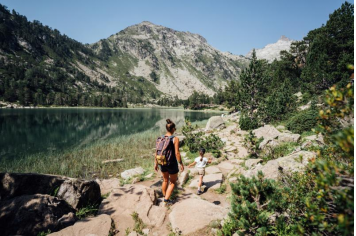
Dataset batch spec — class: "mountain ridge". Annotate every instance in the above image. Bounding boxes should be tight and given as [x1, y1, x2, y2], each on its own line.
[90, 21, 249, 99]
[246, 35, 295, 62]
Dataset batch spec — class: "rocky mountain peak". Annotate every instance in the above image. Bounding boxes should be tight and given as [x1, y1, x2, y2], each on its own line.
[92, 22, 249, 99]
[279, 35, 291, 41]
[246, 36, 294, 62]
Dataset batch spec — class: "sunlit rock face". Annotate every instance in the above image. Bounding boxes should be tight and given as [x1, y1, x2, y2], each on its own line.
[246, 35, 295, 62]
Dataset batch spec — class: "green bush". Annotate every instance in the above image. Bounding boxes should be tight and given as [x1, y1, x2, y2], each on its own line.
[221, 82, 354, 235]
[286, 109, 318, 134]
[243, 131, 263, 158]
[220, 172, 287, 235]
[182, 119, 223, 153]
[239, 113, 259, 130]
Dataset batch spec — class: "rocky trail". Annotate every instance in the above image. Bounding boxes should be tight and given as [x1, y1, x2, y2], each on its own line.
[0, 113, 321, 236]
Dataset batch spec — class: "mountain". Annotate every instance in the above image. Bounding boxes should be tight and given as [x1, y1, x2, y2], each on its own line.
[0, 6, 250, 107]
[90, 21, 249, 99]
[246, 36, 294, 62]
[0, 5, 162, 107]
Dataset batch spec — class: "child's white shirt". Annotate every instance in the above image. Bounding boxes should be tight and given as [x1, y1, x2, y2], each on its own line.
[194, 157, 208, 168]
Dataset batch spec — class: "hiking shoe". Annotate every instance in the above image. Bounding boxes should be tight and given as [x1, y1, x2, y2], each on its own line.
[164, 199, 173, 207]
[197, 190, 203, 195]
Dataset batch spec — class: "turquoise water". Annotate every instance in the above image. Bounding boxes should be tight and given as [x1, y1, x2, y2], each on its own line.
[0, 108, 222, 159]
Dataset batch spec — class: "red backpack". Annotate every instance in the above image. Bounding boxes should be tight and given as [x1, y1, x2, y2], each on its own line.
[155, 135, 174, 165]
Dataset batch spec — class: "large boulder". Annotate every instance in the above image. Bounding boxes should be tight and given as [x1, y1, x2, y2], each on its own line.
[121, 167, 145, 180]
[95, 178, 121, 195]
[0, 173, 66, 200]
[178, 171, 189, 187]
[245, 159, 263, 168]
[169, 198, 228, 235]
[57, 179, 101, 210]
[49, 214, 112, 236]
[278, 133, 301, 143]
[253, 125, 281, 141]
[243, 151, 315, 180]
[98, 185, 166, 234]
[305, 134, 325, 144]
[205, 116, 225, 131]
[0, 194, 76, 236]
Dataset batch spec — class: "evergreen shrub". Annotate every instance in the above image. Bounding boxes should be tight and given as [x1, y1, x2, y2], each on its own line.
[239, 114, 259, 131]
[286, 109, 318, 134]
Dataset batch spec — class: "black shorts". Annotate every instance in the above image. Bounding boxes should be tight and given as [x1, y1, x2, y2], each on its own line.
[159, 163, 179, 175]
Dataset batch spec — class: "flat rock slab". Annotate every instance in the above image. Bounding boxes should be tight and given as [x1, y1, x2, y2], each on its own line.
[253, 125, 281, 140]
[242, 151, 315, 180]
[230, 159, 244, 165]
[245, 159, 263, 168]
[278, 133, 301, 143]
[236, 146, 249, 159]
[189, 173, 223, 190]
[99, 184, 166, 235]
[205, 166, 222, 175]
[49, 214, 112, 236]
[224, 146, 237, 152]
[121, 167, 145, 180]
[218, 161, 236, 170]
[95, 178, 121, 195]
[169, 198, 228, 235]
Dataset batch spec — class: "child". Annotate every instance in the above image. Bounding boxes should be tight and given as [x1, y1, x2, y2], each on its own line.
[188, 148, 212, 195]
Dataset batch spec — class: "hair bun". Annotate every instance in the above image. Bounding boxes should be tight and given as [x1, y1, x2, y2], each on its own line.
[166, 119, 172, 124]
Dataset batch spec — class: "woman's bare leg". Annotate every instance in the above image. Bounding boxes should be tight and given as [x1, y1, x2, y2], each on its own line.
[161, 171, 169, 197]
[165, 173, 178, 200]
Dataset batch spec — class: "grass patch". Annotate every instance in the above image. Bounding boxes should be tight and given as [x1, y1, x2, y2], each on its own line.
[37, 230, 51, 236]
[215, 183, 226, 194]
[0, 129, 161, 179]
[126, 212, 146, 235]
[76, 204, 99, 220]
[263, 142, 299, 162]
[101, 192, 110, 199]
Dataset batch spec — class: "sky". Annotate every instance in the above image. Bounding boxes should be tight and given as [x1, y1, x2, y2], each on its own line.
[0, 0, 352, 55]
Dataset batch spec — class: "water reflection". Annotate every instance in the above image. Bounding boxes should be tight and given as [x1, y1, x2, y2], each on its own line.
[0, 108, 221, 159]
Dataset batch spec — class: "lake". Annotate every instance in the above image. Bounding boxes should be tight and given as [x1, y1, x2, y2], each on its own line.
[0, 108, 222, 159]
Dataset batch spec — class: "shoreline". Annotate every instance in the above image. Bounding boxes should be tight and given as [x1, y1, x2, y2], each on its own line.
[0, 105, 229, 113]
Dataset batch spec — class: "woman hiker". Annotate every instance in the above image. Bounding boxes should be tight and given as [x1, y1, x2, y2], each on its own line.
[154, 119, 184, 206]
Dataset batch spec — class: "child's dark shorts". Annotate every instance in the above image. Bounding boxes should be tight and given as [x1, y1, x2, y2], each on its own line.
[159, 162, 179, 175]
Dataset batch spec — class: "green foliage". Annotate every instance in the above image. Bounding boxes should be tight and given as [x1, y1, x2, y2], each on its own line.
[229, 50, 269, 117]
[301, 2, 354, 93]
[243, 131, 263, 158]
[286, 109, 318, 134]
[239, 113, 260, 130]
[182, 119, 224, 153]
[263, 142, 299, 162]
[37, 230, 51, 236]
[215, 183, 226, 194]
[221, 172, 284, 235]
[50, 186, 60, 197]
[222, 81, 354, 236]
[130, 212, 146, 235]
[75, 204, 99, 220]
[260, 79, 297, 123]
